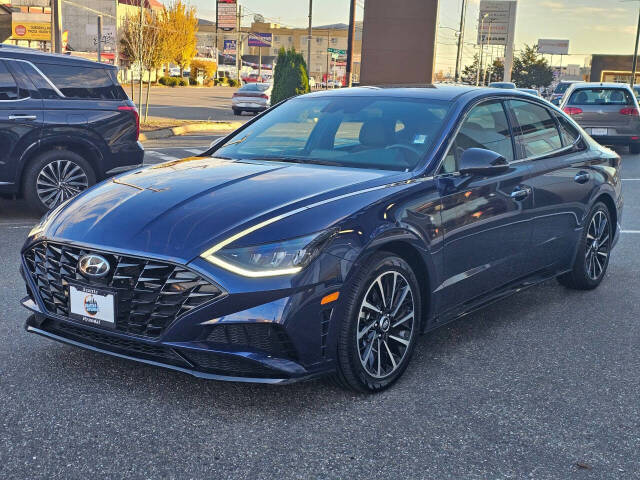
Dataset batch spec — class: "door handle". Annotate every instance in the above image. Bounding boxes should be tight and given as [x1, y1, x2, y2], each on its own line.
[574, 172, 591, 184]
[8, 114, 37, 121]
[510, 187, 531, 201]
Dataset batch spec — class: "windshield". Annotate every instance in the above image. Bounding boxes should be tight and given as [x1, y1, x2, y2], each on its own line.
[213, 96, 452, 171]
[554, 83, 572, 94]
[568, 88, 634, 106]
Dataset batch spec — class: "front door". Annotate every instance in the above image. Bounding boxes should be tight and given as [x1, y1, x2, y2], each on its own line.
[436, 99, 535, 318]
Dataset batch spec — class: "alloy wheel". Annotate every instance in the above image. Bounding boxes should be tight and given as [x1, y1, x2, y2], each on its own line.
[357, 270, 415, 379]
[585, 210, 610, 281]
[36, 160, 89, 209]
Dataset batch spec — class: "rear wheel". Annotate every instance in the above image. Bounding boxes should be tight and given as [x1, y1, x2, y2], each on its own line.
[630, 143, 640, 154]
[557, 202, 612, 290]
[233, 108, 242, 116]
[332, 252, 421, 393]
[23, 150, 95, 214]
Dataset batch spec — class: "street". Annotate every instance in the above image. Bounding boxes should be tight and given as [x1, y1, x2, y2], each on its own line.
[0, 142, 639, 479]
[143, 86, 243, 122]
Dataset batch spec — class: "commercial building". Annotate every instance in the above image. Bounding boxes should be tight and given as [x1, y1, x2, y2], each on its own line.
[590, 54, 640, 83]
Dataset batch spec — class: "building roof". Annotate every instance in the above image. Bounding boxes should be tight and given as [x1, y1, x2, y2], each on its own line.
[118, 0, 164, 10]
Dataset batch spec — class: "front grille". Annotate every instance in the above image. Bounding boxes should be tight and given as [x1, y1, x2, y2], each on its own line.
[181, 350, 283, 378]
[206, 323, 298, 360]
[24, 241, 225, 338]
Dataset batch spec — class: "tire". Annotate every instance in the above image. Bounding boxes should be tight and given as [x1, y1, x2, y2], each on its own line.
[332, 252, 422, 393]
[23, 149, 96, 215]
[630, 143, 640, 154]
[233, 109, 242, 116]
[557, 202, 612, 290]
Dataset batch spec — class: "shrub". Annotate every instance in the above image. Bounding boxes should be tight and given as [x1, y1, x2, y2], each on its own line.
[189, 77, 198, 86]
[178, 78, 188, 86]
[271, 47, 310, 104]
[158, 76, 170, 86]
[228, 78, 238, 87]
[166, 77, 179, 87]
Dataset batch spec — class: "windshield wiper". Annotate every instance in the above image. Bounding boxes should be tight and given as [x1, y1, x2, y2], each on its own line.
[247, 156, 343, 167]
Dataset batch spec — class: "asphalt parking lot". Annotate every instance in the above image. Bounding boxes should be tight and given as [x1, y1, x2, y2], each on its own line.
[1, 144, 639, 479]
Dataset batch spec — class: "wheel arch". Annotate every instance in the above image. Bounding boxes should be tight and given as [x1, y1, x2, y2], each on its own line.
[17, 138, 103, 194]
[593, 192, 618, 237]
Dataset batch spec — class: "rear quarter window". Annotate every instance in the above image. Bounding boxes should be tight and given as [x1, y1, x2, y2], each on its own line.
[35, 63, 127, 100]
[568, 88, 633, 106]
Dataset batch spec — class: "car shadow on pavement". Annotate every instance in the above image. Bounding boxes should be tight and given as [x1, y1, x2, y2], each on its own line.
[29, 275, 605, 411]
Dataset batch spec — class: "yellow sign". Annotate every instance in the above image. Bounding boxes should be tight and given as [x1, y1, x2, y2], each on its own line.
[11, 12, 51, 41]
[12, 21, 51, 41]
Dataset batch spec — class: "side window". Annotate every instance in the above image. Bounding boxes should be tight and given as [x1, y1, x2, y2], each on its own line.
[509, 100, 562, 158]
[441, 100, 514, 174]
[556, 114, 580, 147]
[0, 61, 19, 101]
[35, 63, 127, 100]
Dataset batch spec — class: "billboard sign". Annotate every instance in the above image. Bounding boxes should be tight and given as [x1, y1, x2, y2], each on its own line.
[477, 0, 517, 46]
[217, 0, 237, 31]
[223, 39, 237, 55]
[248, 33, 272, 48]
[11, 12, 51, 41]
[537, 39, 569, 55]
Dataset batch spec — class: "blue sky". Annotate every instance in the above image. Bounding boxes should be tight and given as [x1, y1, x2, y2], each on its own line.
[186, 0, 640, 71]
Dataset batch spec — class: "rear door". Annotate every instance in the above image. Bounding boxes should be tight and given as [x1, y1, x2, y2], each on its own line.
[507, 99, 596, 272]
[0, 59, 43, 188]
[436, 99, 535, 317]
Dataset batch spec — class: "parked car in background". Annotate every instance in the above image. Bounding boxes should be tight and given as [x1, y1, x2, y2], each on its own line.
[550, 80, 584, 105]
[518, 88, 540, 97]
[0, 45, 143, 213]
[232, 82, 272, 115]
[488, 82, 516, 89]
[22, 86, 622, 392]
[561, 82, 640, 153]
[633, 85, 640, 100]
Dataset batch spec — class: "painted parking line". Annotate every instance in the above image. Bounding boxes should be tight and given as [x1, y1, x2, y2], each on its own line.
[621, 230, 640, 234]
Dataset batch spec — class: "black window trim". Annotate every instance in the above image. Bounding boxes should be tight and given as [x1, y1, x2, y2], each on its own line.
[434, 96, 517, 176]
[505, 97, 582, 163]
[0, 59, 28, 103]
[0, 56, 65, 98]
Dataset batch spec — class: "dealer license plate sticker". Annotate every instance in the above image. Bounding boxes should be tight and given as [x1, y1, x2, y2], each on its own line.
[69, 284, 116, 329]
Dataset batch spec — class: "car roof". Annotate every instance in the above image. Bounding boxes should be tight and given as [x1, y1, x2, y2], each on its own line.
[569, 82, 633, 90]
[0, 44, 114, 69]
[304, 84, 548, 104]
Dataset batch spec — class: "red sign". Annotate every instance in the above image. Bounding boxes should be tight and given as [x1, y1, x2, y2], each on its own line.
[15, 25, 26, 36]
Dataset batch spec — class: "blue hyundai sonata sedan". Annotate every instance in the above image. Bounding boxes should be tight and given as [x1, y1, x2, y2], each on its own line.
[20, 86, 622, 392]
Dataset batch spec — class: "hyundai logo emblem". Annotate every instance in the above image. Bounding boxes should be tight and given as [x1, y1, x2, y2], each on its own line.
[78, 254, 110, 278]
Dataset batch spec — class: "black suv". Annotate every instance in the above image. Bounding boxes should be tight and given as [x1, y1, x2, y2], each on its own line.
[0, 45, 143, 213]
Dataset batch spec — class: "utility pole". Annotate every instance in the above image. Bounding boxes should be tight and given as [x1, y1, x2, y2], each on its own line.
[482, 21, 493, 85]
[52, 0, 62, 54]
[236, 4, 242, 83]
[307, 0, 313, 75]
[97, 16, 102, 63]
[138, 2, 143, 113]
[454, 0, 467, 83]
[632, 7, 640, 87]
[326, 28, 330, 89]
[346, 0, 356, 86]
[476, 13, 487, 86]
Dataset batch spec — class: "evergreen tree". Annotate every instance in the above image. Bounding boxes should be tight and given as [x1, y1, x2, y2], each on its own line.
[272, 48, 310, 105]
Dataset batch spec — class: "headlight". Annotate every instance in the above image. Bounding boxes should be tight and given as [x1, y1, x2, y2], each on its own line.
[201, 233, 327, 277]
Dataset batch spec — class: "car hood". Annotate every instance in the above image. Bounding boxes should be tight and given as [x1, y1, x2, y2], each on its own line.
[37, 157, 402, 263]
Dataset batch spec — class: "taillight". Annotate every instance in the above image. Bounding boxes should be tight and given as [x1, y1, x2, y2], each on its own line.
[563, 106, 583, 115]
[232, 93, 238, 98]
[260, 94, 268, 99]
[620, 107, 640, 116]
[118, 105, 140, 141]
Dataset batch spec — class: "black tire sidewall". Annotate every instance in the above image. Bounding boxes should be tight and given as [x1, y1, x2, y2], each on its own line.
[23, 150, 96, 214]
[336, 252, 422, 392]
[574, 202, 612, 288]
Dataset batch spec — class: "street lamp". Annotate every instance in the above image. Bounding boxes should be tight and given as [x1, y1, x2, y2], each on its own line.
[476, 13, 488, 86]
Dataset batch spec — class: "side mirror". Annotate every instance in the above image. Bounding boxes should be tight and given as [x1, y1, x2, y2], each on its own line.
[459, 148, 509, 176]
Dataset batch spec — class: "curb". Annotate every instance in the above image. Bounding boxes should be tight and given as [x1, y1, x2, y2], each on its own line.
[140, 121, 243, 142]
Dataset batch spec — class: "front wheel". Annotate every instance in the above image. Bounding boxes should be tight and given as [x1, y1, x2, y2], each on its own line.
[333, 252, 421, 393]
[557, 202, 612, 290]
